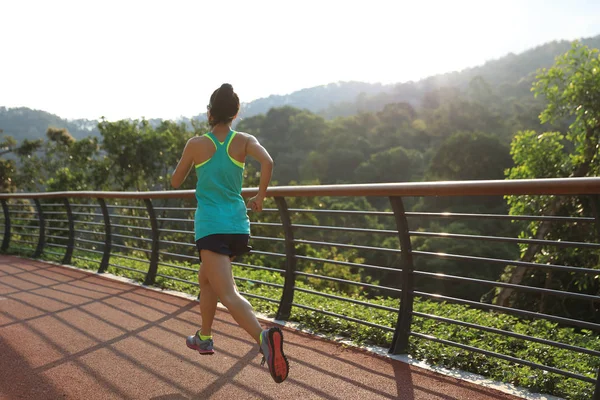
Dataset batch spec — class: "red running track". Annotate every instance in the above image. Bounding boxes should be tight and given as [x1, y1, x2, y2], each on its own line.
[0, 255, 520, 399]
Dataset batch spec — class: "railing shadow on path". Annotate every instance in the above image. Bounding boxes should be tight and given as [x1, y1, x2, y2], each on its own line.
[0, 255, 521, 400]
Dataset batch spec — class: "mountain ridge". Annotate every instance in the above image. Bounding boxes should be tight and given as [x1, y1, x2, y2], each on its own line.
[2, 34, 599, 142]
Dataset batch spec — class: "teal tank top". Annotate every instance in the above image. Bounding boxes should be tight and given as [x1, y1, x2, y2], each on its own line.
[194, 130, 250, 240]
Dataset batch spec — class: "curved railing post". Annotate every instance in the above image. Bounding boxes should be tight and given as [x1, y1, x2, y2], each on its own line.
[1, 199, 10, 251]
[62, 198, 75, 265]
[144, 198, 159, 286]
[33, 198, 45, 258]
[275, 196, 296, 321]
[389, 196, 415, 355]
[98, 198, 111, 273]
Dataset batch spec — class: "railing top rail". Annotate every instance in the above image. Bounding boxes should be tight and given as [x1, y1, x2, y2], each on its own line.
[0, 177, 599, 199]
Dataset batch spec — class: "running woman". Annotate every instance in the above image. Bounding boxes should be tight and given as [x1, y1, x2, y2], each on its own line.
[171, 83, 289, 383]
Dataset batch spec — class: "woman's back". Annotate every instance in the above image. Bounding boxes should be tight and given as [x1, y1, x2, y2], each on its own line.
[194, 129, 250, 240]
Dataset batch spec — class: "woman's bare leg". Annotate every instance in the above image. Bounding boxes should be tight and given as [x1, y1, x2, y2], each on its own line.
[198, 262, 218, 337]
[201, 249, 262, 344]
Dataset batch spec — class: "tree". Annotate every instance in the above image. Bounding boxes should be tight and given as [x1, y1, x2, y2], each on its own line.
[0, 129, 42, 192]
[355, 146, 423, 183]
[98, 118, 200, 191]
[14, 127, 105, 192]
[46, 127, 75, 146]
[414, 132, 513, 216]
[237, 107, 327, 184]
[369, 103, 428, 152]
[421, 87, 508, 141]
[496, 42, 600, 312]
[426, 132, 512, 181]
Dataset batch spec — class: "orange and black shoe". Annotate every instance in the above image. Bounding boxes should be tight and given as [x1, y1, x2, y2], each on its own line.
[259, 327, 289, 383]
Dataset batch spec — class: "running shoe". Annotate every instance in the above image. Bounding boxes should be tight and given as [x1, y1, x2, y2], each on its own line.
[186, 331, 214, 355]
[259, 327, 289, 383]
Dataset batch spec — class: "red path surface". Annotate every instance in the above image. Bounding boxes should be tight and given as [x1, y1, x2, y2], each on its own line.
[0, 255, 520, 399]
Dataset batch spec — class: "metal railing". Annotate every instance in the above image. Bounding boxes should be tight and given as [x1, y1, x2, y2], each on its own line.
[1, 177, 600, 399]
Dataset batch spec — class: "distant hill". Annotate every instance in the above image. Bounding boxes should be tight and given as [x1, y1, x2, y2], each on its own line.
[240, 81, 390, 117]
[0, 107, 99, 141]
[319, 35, 600, 117]
[2, 34, 599, 143]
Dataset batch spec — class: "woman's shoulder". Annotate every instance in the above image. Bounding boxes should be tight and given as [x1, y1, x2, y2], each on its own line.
[233, 131, 257, 142]
[187, 135, 213, 146]
[234, 130, 251, 138]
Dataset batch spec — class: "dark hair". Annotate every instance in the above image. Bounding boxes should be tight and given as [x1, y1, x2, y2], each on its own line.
[208, 83, 240, 127]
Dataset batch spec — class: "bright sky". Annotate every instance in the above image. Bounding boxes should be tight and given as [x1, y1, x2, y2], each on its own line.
[1, 0, 599, 121]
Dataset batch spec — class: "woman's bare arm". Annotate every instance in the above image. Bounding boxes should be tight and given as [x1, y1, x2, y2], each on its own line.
[171, 138, 196, 189]
[245, 135, 273, 211]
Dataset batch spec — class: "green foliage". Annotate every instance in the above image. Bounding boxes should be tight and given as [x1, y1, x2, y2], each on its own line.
[0, 129, 43, 192]
[46, 127, 75, 146]
[504, 130, 567, 238]
[533, 42, 600, 175]
[501, 42, 600, 318]
[236, 69, 555, 187]
[99, 119, 187, 191]
[0, 158, 15, 192]
[355, 146, 423, 183]
[507, 131, 567, 180]
[427, 132, 513, 181]
[13, 128, 105, 192]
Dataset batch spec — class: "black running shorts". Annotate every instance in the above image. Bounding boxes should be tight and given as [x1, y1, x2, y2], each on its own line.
[195, 234, 251, 260]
